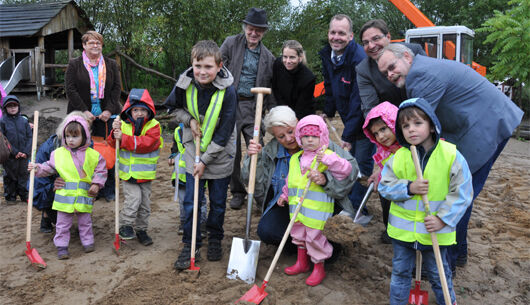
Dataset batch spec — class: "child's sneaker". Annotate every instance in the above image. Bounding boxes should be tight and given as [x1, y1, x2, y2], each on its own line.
[83, 244, 95, 253]
[207, 239, 222, 261]
[57, 247, 69, 260]
[119, 225, 135, 240]
[173, 244, 200, 270]
[136, 230, 153, 246]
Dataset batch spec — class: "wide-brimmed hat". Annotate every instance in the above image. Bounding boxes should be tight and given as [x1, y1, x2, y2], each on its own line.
[243, 8, 269, 28]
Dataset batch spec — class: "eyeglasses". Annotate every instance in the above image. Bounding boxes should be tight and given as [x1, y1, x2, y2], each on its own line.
[86, 41, 102, 46]
[362, 35, 385, 46]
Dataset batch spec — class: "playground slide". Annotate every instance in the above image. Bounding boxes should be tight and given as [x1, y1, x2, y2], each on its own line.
[0, 56, 31, 95]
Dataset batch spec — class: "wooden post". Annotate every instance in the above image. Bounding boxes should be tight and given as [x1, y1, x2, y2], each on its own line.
[68, 29, 74, 61]
[34, 47, 41, 101]
[38, 37, 45, 97]
[115, 53, 124, 91]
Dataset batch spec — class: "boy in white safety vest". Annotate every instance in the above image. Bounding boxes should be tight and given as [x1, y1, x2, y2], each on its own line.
[108, 88, 163, 246]
[164, 40, 237, 270]
[277, 114, 352, 286]
[29, 112, 107, 259]
[379, 98, 473, 305]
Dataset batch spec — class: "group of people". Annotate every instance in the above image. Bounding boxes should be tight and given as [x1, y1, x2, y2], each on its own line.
[1, 7, 523, 305]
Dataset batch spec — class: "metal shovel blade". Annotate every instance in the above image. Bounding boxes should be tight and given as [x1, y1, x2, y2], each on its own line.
[353, 182, 374, 226]
[227, 237, 261, 284]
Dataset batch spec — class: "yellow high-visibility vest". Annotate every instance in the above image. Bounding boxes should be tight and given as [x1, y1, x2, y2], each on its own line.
[388, 141, 457, 246]
[53, 147, 100, 213]
[186, 85, 225, 152]
[287, 150, 335, 230]
[119, 119, 163, 180]
[171, 124, 186, 183]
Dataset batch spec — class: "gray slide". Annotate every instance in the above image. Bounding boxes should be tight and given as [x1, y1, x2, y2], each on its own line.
[0, 56, 30, 95]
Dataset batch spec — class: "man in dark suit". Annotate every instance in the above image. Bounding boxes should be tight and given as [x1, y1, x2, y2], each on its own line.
[356, 19, 426, 115]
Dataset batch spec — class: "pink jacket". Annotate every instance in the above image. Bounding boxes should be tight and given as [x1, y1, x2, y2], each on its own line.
[280, 115, 352, 201]
[35, 115, 107, 188]
[362, 101, 400, 170]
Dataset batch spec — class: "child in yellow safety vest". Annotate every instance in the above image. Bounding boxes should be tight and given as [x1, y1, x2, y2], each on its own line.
[28, 112, 107, 259]
[163, 40, 237, 270]
[277, 114, 352, 286]
[362, 101, 401, 244]
[108, 88, 163, 246]
[379, 98, 472, 305]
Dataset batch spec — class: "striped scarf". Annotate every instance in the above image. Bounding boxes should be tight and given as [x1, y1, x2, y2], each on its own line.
[82, 51, 106, 99]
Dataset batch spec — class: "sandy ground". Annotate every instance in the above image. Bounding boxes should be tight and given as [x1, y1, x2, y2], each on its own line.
[0, 96, 528, 304]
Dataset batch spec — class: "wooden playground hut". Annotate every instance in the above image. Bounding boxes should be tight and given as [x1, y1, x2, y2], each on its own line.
[0, 1, 93, 99]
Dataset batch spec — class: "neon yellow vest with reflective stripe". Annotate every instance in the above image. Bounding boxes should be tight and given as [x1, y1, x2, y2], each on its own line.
[388, 140, 457, 246]
[119, 119, 163, 180]
[52, 147, 100, 213]
[186, 85, 225, 152]
[287, 150, 335, 230]
[171, 125, 187, 183]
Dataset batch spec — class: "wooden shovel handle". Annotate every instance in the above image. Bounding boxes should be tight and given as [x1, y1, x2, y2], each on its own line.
[26, 111, 39, 243]
[190, 136, 201, 260]
[410, 145, 452, 305]
[247, 88, 270, 194]
[115, 137, 120, 236]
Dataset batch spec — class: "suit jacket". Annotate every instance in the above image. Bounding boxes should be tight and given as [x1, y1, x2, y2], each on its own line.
[319, 39, 367, 143]
[65, 56, 122, 115]
[406, 55, 523, 173]
[220, 33, 276, 110]
[356, 42, 425, 115]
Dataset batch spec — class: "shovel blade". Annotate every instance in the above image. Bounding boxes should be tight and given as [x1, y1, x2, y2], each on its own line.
[236, 283, 268, 304]
[25, 242, 46, 269]
[227, 237, 260, 284]
[353, 214, 373, 226]
[113, 234, 121, 255]
[409, 281, 429, 305]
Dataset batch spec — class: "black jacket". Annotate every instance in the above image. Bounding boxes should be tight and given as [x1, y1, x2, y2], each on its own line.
[271, 57, 316, 120]
[0, 96, 32, 157]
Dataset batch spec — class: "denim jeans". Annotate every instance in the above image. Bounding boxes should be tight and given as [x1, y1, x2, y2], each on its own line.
[347, 137, 375, 212]
[390, 240, 456, 305]
[182, 173, 230, 247]
[256, 202, 297, 253]
[449, 137, 509, 268]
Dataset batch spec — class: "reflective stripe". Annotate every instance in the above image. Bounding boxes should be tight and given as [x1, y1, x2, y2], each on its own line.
[119, 163, 129, 173]
[64, 182, 91, 191]
[119, 150, 160, 159]
[54, 194, 94, 206]
[399, 199, 444, 212]
[131, 163, 157, 171]
[289, 204, 333, 221]
[389, 214, 454, 234]
[288, 188, 333, 203]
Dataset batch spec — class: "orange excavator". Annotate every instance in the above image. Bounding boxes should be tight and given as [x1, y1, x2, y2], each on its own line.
[313, 0, 486, 97]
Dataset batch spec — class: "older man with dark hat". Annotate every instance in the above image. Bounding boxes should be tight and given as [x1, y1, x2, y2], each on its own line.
[220, 7, 276, 210]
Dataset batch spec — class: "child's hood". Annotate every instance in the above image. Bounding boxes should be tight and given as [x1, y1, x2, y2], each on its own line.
[396, 97, 442, 149]
[120, 88, 156, 122]
[362, 101, 398, 145]
[61, 114, 92, 150]
[175, 66, 234, 91]
[2, 95, 20, 116]
[295, 115, 329, 149]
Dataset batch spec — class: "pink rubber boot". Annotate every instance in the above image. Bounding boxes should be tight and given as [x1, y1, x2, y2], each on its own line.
[306, 262, 326, 286]
[284, 247, 311, 275]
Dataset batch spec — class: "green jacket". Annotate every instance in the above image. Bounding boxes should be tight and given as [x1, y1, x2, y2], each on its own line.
[241, 138, 358, 216]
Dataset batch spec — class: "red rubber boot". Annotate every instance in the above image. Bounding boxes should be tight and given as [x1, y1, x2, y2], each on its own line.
[306, 262, 326, 286]
[284, 247, 311, 275]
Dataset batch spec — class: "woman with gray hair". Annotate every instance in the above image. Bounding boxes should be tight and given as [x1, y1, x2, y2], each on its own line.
[241, 106, 358, 252]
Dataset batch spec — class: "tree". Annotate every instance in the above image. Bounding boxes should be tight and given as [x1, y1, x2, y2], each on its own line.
[478, 0, 529, 87]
